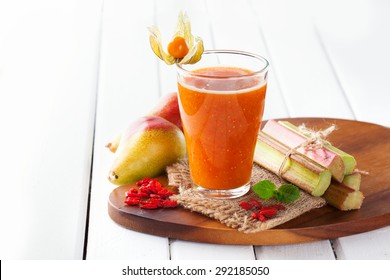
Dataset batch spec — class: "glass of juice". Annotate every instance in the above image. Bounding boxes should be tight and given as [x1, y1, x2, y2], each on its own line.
[176, 50, 269, 199]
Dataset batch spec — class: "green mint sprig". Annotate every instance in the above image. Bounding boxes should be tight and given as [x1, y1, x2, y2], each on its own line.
[252, 180, 300, 203]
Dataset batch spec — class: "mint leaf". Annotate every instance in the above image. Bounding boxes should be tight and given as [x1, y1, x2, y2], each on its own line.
[273, 191, 284, 202]
[277, 184, 300, 203]
[253, 180, 276, 199]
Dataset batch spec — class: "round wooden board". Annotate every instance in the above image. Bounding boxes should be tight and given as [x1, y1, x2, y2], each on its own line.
[108, 118, 390, 245]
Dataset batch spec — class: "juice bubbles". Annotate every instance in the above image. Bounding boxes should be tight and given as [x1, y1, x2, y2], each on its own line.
[176, 51, 269, 198]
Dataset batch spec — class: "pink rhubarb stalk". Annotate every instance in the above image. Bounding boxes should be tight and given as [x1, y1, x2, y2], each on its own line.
[262, 120, 345, 182]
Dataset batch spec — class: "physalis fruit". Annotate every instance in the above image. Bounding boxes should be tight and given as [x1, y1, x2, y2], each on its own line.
[148, 11, 204, 65]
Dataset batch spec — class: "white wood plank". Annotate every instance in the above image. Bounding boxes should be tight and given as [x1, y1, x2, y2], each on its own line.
[313, 0, 390, 259]
[332, 226, 390, 260]
[313, 0, 390, 127]
[251, 0, 354, 119]
[255, 241, 335, 260]
[170, 240, 255, 260]
[0, 0, 102, 259]
[86, 0, 170, 259]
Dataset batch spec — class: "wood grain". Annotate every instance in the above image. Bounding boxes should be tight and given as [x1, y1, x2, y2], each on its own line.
[108, 118, 390, 245]
[0, 0, 103, 259]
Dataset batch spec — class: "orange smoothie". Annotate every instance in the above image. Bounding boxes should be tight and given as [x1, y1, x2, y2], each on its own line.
[178, 67, 267, 190]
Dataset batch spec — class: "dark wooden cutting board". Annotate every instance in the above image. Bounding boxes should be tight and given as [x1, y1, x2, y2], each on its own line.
[108, 118, 390, 245]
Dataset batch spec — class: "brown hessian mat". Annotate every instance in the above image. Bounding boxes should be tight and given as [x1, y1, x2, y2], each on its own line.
[166, 159, 326, 233]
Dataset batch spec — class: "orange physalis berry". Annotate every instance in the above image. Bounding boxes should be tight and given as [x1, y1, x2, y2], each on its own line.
[167, 36, 189, 59]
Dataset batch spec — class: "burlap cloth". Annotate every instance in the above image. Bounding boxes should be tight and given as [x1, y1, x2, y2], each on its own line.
[166, 159, 326, 233]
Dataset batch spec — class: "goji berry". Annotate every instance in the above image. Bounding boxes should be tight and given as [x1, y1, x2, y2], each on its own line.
[258, 208, 278, 218]
[139, 185, 152, 194]
[139, 200, 150, 205]
[144, 180, 159, 194]
[139, 192, 149, 198]
[251, 212, 258, 219]
[124, 197, 140, 206]
[125, 191, 133, 197]
[250, 198, 262, 209]
[125, 178, 178, 210]
[125, 192, 140, 198]
[239, 201, 253, 210]
[162, 200, 178, 208]
[153, 180, 163, 191]
[136, 178, 151, 186]
[257, 214, 267, 222]
[157, 189, 174, 198]
[140, 203, 159, 209]
[149, 198, 163, 206]
[129, 188, 139, 194]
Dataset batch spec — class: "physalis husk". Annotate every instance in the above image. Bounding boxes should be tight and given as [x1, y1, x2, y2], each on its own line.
[148, 11, 204, 65]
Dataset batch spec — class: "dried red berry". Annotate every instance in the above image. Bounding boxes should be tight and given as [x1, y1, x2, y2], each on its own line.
[157, 189, 174, 198]
[125, 178, 177, 210]
[139, 200, 150, 205]
[250, 198, 262, 209]
[239, 201, 253, 210]
[139, 192, 149, 198]
[136, 178, 151, 186]
[140, 203, 159, 209]
[124, 197, 140, 206]
[149, 198, 163, 206]
[125, 192, 139, 198]
[162, 200, 178, 208]
[257, 214, 267, 222]
[258, 208, 278, 218]
[153, 180, 163, 191]
[251, 212, 258, 219]
[139, 185, 152, 194]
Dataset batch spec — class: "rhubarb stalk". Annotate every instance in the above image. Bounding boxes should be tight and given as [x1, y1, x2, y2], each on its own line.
[263, 120, 346, 182]
[323, 181, 364, 210]
[255, 131, 332, 197]
[341, 172, 361, 191]
[278, 121, 357, 175]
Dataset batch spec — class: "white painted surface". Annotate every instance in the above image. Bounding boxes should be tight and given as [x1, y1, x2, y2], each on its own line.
[0, 0, 102, 259]
[170, 240, 255, 260]
[0, 0, 389, 260]
[251, 0, 354, 119]
[255, 241, 335, 260]
[85, 0, 170, 260]
[333, 227, 390, 260]
[313, 0, 390, 127]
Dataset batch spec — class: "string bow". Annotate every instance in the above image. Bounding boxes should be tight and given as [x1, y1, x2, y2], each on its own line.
[278, 124, 337, 176]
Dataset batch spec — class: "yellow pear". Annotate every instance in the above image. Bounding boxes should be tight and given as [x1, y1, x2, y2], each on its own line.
[108, 116, 186, 185]
[105, 132, 121, 153]
[148, 92, 182, 131]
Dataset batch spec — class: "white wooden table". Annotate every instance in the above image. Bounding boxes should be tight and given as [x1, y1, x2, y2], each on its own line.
[1, 0, 389, 260]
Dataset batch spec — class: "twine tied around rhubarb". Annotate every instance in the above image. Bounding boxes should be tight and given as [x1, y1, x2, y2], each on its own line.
[277, 124, 337, 177]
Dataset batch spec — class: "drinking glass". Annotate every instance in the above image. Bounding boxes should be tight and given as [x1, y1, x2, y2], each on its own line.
[176, 50, 269, 198]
